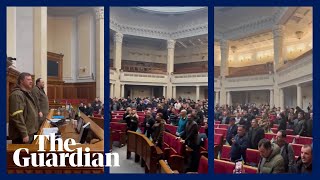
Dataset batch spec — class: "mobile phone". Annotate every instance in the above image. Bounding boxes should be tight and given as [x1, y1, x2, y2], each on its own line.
[234, 160, 243, 174]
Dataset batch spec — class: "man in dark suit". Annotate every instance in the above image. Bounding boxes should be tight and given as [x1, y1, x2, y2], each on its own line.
[180, 115, 199, 172]
[230, 125, 248, 162]
[226, 118, 238, 145]
[247, 119, 265, 149]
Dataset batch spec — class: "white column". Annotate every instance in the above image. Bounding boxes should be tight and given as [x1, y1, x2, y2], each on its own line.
[110, 83, 114, 98]
[95, 7, 104, 102]
[7, 7, 16, 67]
[270, 89, 274, 107]
[272, 25, 284, 108]
[219, 39, 229, 105]
[120, 84, 125, 98]
[215, 91, 219, 106]
[245, 92, 249, 104]
[227, 91, 232, 106]
[279, 88, 284, 110]
[273, 25, 285, 68]
[297, 84, 302, 108]
[172, 86, 176, 99]
[163, 86, 166, 97]
[33, 7, 47, 93]
[113, 32, 123, 98]
[167, 39, 175, 98]
[196, 85, 200, 101]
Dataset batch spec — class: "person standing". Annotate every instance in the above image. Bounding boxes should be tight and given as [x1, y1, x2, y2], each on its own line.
[9, 72, 39, 144]
[31, 78, 49, 128]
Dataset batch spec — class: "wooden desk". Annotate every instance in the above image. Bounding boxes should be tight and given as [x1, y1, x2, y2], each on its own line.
[126, 131, 163, 173]
[7, 109, 104, 174]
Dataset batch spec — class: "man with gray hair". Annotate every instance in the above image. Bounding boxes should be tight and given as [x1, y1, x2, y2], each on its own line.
[176, 109, 187, 137]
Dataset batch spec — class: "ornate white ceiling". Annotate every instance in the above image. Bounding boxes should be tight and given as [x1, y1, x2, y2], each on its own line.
[110, 7, 208, 40]
[215, 7, 312, 53]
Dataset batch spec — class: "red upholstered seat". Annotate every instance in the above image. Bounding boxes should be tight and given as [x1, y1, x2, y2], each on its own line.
[286, 135, 296, 144]
[219, 124, 228, 129]
[110, 122, 127, 143]
[271, 128, 278, 134]
[265, 133, 276, 141]
[295, 136, 312, 145]
[245, 148, 260, 166]
[214, 159, 234, 174]
[199, 126, 206, 133]
[215, 128, 227, 137]
[244, 166, 258, 174]
[214, 133, 224, 146]
[214, 124, 218, 129]
[291, 143, 303, 157]
[198, 156, 208, 174]
[93, 114, 102, 118]
[220, 145, 231, 161]
[165, 124, 178, 135]
[215, 121, 221, 124]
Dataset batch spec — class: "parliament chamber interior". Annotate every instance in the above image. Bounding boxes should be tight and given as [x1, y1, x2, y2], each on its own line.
[214, 7, 313, 174]
[6, 7, 105, 173]
[109, 7, 209, 174]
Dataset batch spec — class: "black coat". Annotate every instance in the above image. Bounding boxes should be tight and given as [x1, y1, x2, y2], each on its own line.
[226, 125, 238, 145]
[247, 127, 265, 149]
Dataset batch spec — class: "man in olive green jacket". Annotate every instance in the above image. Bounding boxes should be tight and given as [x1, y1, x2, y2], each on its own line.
[257, 139, 285, 173]
[31, 78, 49, 128]
[9, 72, 39, 144]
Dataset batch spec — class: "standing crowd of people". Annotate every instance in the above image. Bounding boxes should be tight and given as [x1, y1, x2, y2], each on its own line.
[110, 96, 208, 172]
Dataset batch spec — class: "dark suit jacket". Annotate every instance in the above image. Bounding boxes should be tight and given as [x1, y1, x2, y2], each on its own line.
[226, 125, 238, 145]
[181, 120, 198, 146]
[247, 127, 265, 149]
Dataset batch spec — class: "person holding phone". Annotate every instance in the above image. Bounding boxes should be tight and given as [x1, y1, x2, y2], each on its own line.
[230, 125, 248, 162]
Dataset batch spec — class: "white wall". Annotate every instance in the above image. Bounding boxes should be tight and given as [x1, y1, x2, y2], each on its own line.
[231, 90, 269, 106]
[176, 86, 196, 100]
[130, 86, 153, 98]
[47, 16, 74, 81]
[16, 7, 34, 74]
[77, 13, 95, 81]
[284, 86, 297, 108]
[175, 45, 208, 64]
[302, 84, 312, 111]
[122, 46, 167, 63]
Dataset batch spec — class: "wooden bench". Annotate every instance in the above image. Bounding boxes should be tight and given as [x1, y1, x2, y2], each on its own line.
[126, 130, 163, 173]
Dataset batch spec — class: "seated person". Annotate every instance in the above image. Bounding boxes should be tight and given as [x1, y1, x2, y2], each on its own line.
[85, 103, 94, 117]
[291, 144, 312, 173]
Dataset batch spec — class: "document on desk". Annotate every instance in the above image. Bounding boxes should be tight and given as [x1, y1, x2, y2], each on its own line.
[42, 127, 59, 135]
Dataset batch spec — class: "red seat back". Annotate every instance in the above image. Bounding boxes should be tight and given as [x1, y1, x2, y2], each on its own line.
[215, 128, 227, 137]
[215, 121, 221, 124]
[219, 124, 228, 129]
[214, 159, 234, 174]
[199, 126, 206, 133]
[110, 122, 127, 132]
[295, 136, 313, 145]
[220, 145, 231, 161]
[271, 128, 278, 134]
[165, 124, 178, 135]
[286, 135, 296, 144]
[197, 156, 208, 174]
[245, 148, 260, 165]
[291, 144, 303, 157]
[286, 129, 294, 135]
[265, 133, 276, 141]
[214, 133, 224, 146]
